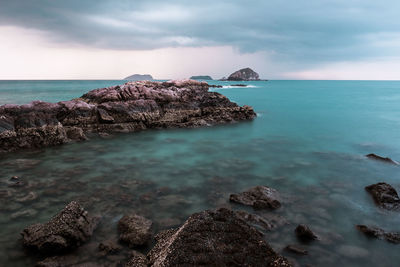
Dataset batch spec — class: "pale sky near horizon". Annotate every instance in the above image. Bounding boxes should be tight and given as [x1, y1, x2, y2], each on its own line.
[1, 0, 400, 80]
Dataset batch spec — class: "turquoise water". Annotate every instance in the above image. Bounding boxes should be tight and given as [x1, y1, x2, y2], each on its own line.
[1, 80, 400, 266]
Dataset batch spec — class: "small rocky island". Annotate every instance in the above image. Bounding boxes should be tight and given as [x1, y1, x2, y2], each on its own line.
[124, 74, 153, 81]
[190, 75, 213, 80]
[225, 67, 261, 81]
[0, 80, 256, 153]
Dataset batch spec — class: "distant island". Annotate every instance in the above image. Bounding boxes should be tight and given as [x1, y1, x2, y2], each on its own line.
[190, 75, 213, 80]
[220, 68, 262, 81]
[124, 74, 153, 80]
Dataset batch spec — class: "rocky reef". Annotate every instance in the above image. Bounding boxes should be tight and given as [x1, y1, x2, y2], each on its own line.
[0, 80, 256, 153]
[226, 67, 260, 81]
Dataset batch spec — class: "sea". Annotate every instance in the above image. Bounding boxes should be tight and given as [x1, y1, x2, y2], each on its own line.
[1, 80, 400, 266]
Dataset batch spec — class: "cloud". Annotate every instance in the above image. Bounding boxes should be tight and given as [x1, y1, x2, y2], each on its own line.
[0, 0, 400, 66]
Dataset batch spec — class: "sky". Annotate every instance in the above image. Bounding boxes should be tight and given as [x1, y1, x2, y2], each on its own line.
[0, 0, 400, 80]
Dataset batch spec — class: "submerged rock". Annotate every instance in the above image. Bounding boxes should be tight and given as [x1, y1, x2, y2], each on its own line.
[356, 225, 400, 244]
[285, 245, 308, 255]
[229, 185, 281, 210]
[21, 201, 98, 254]
[295, 224, 318, 242]
[366, 153, 399, 165]
[227, 68, 261, 81]
[0, 80, 256, 153]
[365, 182, 400, 210]
[147, 208, 291, 267]
[118, 214, 152, 247]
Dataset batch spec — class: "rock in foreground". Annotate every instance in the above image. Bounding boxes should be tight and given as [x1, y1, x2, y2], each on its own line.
[230, 186, 282, 210]
[0, 80, 256, 152]
[21, 201, 98, 255]
[118, 214, 152, 247]
[365, 182, 400, 210]
[227, 68, 260, 81]
[148, 208, 291, 267]
[356, 225, 400, 244]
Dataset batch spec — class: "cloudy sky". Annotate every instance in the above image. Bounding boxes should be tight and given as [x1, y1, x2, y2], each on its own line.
[0, 0, 399, 79]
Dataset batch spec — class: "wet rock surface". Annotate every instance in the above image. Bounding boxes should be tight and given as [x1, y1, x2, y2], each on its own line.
[0, 80, 256, 152]
[366, 153, 399, 165]
[356, 225, 400, 244]
[147, 208, 292, 267]
[21, 201, 98, 255]
[295, 224, 318, 242]
[118, 214, 152, 247]
[365, 182, 400, 210]
[230, 185, 282, 210]
[285, 245, 308, 255]
[125, 251, 147, 267]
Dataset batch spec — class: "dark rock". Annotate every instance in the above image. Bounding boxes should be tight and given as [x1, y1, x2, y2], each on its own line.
[125, 251, 147, 267]
[227, 68, 260, 81]
[285, 245, 308, 255]
[365, 182, 400, 210]
[118, 214, 152, 247]
[147, 208, 292, 267]
[10, 175, 19, 181]
[234, 210, 275, 231]
[295, 224, 318, 242]
[356, 225, 400, 244]
[98, 239, 123, 256]
[230, 186, 281, 210]
[21, 201, 98, 254]
[0, 80, 256, 153]
[366, 153, 399, 165]
[208, 84, 223, 88]
[231, 84, 248, 87]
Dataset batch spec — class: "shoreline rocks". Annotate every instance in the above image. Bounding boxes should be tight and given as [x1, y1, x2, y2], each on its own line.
[365, 182, 400, 210]
[366, 153, 399, 165]
[356, 225, 400, 244]
[230, 185, 282, 210]
[21, 201, 98, 255]
[0, 80, 256, 153]
[295, 224, 318, 242]
[118, 214, 153, 248]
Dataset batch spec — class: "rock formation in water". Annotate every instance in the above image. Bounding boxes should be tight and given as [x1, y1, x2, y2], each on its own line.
[147, 208, 292, 266]
[356, 225, 400, 244]
[124, 74, 153, 81]
[118, 214, 153, 247]
[227, 68, 260, 81]
[0, 80, 256, 153]
[295, 224, 318, 242]
[229, 185, 282, 210]
[365, 182, 400, 210]
[190, 75, 213, 80]
[366, 153, 399, 165]
[21, 201, 98, 255]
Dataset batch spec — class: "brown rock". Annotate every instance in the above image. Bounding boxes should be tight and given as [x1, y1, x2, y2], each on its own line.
[365, 182, 400, 210]
[118, 214, 152, 247]
[356, 225, 400, 244]
[230, 186, 281, 210]
[295, 224, 318, 242]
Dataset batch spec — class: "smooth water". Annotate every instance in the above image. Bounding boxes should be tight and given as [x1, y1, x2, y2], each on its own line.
[1, 80, 400, 266]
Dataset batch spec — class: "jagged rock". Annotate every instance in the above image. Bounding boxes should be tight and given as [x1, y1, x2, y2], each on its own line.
[0, 80, 256, 153]
[227, 68, 260, 81]
[285, 245, 308, 255]
[21, 201, 98, 254]
[118, 214, 152, 247]
[125, 251, 147, 267]
[147, 208, 292, 267]
[295, 224, 318, 242]
[366, 153, 399, 165]
[365, 182, 400, 210]
[356, 225, 400, 244]
[229, 186, 281, 210]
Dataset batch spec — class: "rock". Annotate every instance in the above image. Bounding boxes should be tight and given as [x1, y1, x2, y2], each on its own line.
[285, 245, 308, 255]
[365, 182, 400, 210]
[234, 210, 275, 231]
[125, 251, 148, 267]
[366, 153, 399, 165]
[227, 68, 260, 81]
[190, 76, 213, 80]
[124, 74, 153, 81]
[21, 201, 98, 254]
[118, 214, 152, 247]
[98, 239, 123, 256]
[147, 208, 292, 267]
[208, 84, 223, 88]
[295, 224, 318, 242]
[356, 225, 400, 244]
[10, 175, 19, 181]
[0, 80, 256, 153]
[231, 84, 248, 87]
[229, 186, 281, 210]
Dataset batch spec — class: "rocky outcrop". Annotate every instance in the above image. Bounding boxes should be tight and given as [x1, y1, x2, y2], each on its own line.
[366, 153, 399, 165]
[21, 201, 98, 255]
[124, 74, 153, 81]
[365, 182, 400, 210]
[118, 214, 152, 247]
[356, 225, 400, 244]
[229, 186, 281, 210]
[125, 251, 148, 267]
[295, 224, 318, 242]
[0, 80, 256, 153]
[190, 75, 213, 80]
[227, 68, 260, 81]
[147, 208, 291, 267]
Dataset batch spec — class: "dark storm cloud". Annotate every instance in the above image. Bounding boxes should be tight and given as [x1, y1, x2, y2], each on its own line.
[0, 0, 399, 64]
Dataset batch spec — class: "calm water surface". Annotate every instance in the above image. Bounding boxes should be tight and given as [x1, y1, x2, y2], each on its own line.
[1, 80, 400, 266]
